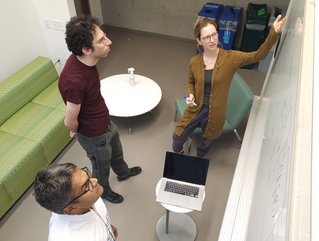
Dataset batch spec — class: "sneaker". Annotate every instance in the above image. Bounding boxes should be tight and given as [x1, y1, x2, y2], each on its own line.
[101, 191, 124, 204]
[117, 166, 142, 181]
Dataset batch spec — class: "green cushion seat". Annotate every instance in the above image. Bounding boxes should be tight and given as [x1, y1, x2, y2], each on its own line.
[32, 80, 65, 111]
[0, 103, 70, 162]
[0, 131, 47, 214]
[0, 56, 58, 125]
[0, 56, 71, 219]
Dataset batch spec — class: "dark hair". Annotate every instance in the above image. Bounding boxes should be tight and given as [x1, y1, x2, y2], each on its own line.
[65, 15, 101, 55]
[194, 18, 219, 39]
[34, 163, 76, 214]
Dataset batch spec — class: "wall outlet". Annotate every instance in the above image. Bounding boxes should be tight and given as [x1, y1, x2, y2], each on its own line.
[55, 56, 62, 65]
[44, 17, 51, 29]
[54, 56, 67, 66]
[51, 19, 65, 31]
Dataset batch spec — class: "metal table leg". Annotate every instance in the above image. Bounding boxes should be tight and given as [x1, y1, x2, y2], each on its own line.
[165, 209, 170, 233]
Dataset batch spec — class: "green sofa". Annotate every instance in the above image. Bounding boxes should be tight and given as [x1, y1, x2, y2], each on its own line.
[0, 56, 71, 219]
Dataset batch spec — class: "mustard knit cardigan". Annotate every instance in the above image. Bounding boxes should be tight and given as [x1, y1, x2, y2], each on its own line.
[175, 26, 279, 140]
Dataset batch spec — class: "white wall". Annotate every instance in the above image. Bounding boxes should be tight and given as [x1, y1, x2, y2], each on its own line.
[0, 0, 75, 82]
[0, 0, 48, 81]
[32, 0, 75, 73]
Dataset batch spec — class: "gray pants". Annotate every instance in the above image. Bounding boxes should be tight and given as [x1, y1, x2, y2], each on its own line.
[77, 121, 130, 194]
[172, 105, 213, 157]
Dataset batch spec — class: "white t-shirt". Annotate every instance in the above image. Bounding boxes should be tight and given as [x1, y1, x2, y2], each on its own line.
[48, 198, 115, 241]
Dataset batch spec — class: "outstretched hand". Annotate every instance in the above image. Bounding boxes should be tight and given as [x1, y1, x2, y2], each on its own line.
[273, 14, 287, 33]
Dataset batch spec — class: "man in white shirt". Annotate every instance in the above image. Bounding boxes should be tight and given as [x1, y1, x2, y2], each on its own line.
[34, 163, 118, 241]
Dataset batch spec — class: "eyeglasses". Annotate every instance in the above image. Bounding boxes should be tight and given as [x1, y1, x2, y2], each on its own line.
[93, 33, 109, 45]
[64, 167, 95, 208]
[201, 32, 218, 42]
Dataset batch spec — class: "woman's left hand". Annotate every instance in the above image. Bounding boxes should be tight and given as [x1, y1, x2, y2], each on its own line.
[273, 14, 287, 33]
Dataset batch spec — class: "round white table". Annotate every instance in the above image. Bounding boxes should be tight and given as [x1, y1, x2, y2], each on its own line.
[100, 74, 162, 133]
[155, 179, 198, 241]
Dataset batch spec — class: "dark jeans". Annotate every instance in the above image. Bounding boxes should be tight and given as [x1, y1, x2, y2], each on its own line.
[172, 105, 214, 157]
[77, 121, 130, 194]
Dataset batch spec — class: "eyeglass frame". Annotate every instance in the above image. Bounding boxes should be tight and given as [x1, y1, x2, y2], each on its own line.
[64, 167, 95, 208]
[201, 32, 219, 43]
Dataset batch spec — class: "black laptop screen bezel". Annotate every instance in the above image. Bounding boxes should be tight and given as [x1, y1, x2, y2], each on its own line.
[163, 151, 210, 185]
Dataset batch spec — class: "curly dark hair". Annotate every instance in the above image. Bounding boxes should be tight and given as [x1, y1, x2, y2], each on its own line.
[34, 163, 76, 214]
[65, 15, 101, 55]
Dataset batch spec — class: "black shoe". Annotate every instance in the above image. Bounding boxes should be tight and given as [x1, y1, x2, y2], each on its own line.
[101, 191, 124, 204]
[117, 166, 142, 181]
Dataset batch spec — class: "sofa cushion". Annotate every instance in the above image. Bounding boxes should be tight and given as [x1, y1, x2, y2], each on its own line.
[0, 56, 58, 125]
[0, 102, 70, 162]
[0, 131, 47, 202]
[0, 182, 12, 219]
[32, 80, 65, 111]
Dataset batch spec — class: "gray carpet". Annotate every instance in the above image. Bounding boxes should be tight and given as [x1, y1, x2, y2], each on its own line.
[0, 27, 266, 241]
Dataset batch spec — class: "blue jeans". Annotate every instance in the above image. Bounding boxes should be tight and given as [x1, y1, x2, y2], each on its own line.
[172, 105, 213, 157]
[77, 121, 130, 194]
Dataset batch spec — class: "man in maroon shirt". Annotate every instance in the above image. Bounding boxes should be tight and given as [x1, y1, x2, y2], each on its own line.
[59, 15, 141, 204]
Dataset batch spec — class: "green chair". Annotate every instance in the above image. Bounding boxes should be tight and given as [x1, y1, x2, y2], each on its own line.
[174, 72, 254, 151]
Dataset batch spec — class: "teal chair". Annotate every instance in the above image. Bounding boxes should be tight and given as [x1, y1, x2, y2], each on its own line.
[174, 72, 254, 151]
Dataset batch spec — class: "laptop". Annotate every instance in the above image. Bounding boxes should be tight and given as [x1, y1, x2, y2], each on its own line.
[156, 151, 210, 211]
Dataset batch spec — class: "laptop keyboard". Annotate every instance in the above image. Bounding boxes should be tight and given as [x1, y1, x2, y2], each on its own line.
[164, 181, 199, 198]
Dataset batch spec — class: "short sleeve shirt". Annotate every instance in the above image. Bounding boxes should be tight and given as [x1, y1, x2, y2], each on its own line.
[59, 54, 110, 136]
[48, 198, 115, 241]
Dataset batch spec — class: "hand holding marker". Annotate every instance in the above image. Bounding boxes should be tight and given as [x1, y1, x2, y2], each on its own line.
[184, 96, 197, 106]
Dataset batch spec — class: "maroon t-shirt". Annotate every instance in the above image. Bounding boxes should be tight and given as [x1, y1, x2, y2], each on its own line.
[59, 54, 110, 136]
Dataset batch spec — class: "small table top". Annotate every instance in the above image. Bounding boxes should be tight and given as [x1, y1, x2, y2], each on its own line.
[100, 74, 162, 117]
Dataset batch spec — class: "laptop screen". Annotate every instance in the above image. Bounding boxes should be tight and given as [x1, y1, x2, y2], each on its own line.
[163, 151, 210, 185]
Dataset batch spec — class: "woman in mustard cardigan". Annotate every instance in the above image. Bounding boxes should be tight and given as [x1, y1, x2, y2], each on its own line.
[173, 15, 286, 157]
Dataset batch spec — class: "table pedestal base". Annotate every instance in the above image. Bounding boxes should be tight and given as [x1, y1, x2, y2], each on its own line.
[156, 211, 197, 241]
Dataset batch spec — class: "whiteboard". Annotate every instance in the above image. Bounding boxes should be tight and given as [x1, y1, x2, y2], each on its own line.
[218, 0, 308, 240]
[246, 0, 303, 239]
